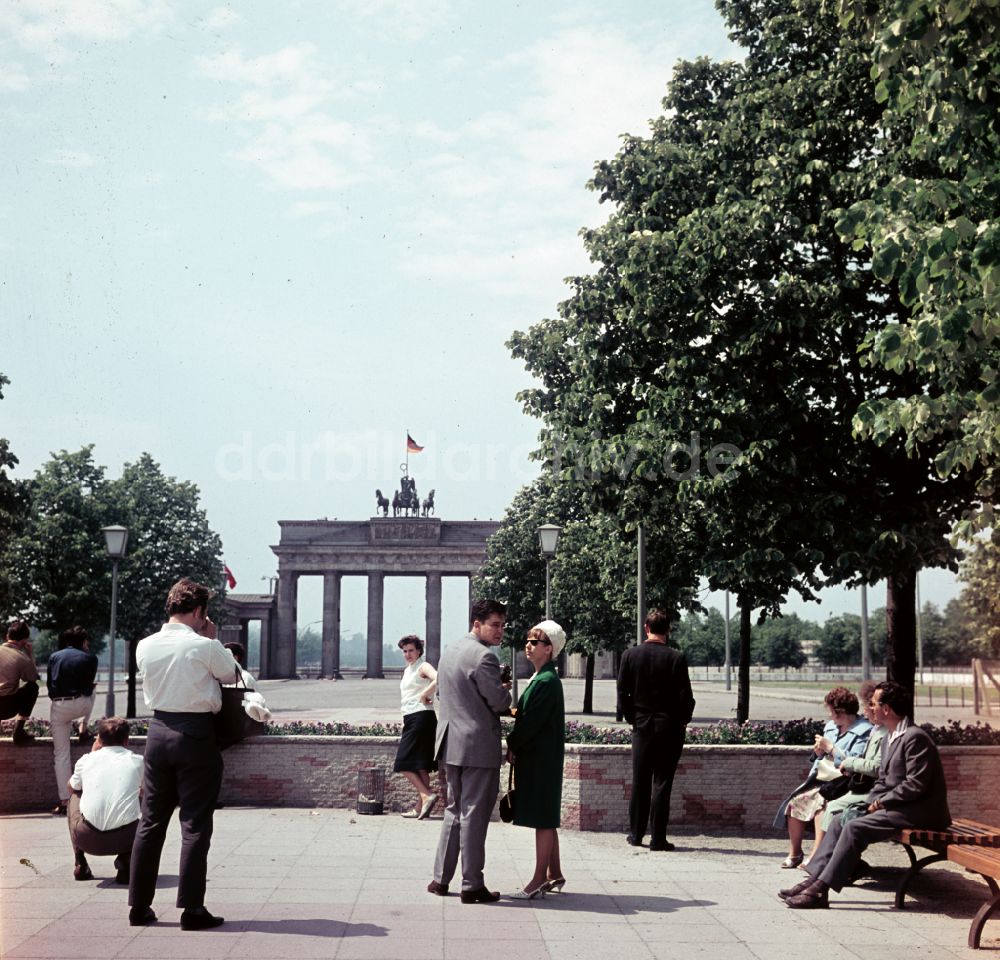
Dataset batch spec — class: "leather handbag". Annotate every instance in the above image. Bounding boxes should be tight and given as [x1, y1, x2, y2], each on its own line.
[498, 764, 515, 823]
[818, 775, 852, 801]
[215, 675, 267, 750]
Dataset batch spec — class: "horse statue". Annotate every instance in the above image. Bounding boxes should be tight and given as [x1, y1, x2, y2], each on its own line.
[375, 489, 389, 517]
[421, 489, 435, 517]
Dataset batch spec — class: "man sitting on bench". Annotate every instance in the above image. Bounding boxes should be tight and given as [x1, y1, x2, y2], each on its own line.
[781, 680, 951, 909]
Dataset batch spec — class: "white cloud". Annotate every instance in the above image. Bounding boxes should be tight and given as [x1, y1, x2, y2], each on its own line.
[44, 148, 96, 167]
[202, 7, 241, 31]
[333, 0, 451, 42]
[395, 23, 675, 297]
[197, 45, 376, 192]
[0, 61, 30, 91]
[0, 0, 171, 65]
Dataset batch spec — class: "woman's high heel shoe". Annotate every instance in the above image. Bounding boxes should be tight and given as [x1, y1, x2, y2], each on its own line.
[541, 876, 566, 893]
[780, 854, 804, 869]
[508, 885, 546, 900]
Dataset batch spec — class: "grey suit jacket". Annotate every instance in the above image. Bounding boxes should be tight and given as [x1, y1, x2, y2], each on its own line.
[868, 722, 951, 829]
[434, 632, 512, 768]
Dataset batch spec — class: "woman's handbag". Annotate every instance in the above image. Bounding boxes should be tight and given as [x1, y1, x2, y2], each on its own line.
[818, 775, 853, 801]
[215, 675, 267, 750]
[498, 764, 515, 823]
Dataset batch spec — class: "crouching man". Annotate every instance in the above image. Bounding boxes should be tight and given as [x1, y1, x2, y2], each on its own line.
[67, 716, 143, 883]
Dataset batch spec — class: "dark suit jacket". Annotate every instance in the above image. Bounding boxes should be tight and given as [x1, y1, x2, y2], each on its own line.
[868, 722, 951, 828]
[617, 642, 695, 727]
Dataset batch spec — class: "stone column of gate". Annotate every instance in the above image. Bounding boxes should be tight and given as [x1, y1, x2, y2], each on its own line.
[274, 572, 298, 679]
[259, 613, 272, 679]
[425, 573, 442, 667]
[322, 572, 342, 679]
[366, 572, 384, 679]
[467, 576, 474, 621]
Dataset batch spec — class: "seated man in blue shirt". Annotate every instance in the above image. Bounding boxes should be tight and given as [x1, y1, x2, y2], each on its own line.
[47, 626, 99, 815]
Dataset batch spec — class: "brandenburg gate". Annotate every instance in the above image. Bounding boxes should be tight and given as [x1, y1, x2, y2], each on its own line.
[258, 517, 498, 679]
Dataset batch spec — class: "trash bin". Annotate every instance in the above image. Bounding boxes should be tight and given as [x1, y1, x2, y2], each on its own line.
[356, 767, 385, 815]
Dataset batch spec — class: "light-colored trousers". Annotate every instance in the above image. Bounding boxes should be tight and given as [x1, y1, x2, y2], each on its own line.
[433, 763, 500, 892]
[50, 695, 95, 801]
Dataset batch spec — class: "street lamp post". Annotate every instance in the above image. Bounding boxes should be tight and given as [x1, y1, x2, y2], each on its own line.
[536, 523, 562, 694]
[101, 525, 129, 718]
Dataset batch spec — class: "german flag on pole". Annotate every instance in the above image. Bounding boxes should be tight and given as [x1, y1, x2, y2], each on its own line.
[224, 565, 237, 589]
[407, 433, 424, 453]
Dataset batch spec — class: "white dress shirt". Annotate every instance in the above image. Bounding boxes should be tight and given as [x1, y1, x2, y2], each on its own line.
[69, 746, 144, 831]
[137, 622, 238, 713]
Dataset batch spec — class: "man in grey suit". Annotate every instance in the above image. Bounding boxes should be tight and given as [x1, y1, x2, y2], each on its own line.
[428, 599, 512, 903]
[782, 680, 951, 908]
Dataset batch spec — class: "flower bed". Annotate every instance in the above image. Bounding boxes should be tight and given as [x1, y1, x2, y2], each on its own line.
[6, 716, 998, 745]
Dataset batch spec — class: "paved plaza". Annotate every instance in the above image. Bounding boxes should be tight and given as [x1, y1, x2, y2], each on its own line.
[1, 806, 994, 960]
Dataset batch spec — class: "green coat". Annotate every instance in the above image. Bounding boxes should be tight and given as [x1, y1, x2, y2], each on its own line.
[505, 662, 564, 829]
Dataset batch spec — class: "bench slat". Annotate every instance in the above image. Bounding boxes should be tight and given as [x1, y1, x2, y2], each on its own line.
[949, 846, 1000, 875]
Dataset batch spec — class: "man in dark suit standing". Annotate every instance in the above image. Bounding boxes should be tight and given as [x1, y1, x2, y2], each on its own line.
[617, 608, 695, 851]
[783, 680, 951, 908]
[428, 598, 511, 903]
[128, 578, 238, 930]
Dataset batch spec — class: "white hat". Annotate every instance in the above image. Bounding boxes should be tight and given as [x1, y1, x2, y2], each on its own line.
[531, 620, 566, 658]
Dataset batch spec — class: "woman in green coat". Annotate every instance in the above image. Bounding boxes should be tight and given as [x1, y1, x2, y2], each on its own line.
[505, 619, 566, 900]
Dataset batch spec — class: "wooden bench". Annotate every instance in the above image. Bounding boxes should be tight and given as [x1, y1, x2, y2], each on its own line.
[896, 818, 1000, 949]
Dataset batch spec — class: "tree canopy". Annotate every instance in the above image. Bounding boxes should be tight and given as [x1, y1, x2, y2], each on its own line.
[507, 0, 990, 713]
[6, 446, 224, 655]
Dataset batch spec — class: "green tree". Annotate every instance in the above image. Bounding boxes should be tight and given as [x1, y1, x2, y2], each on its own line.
[675, 610, 728, 667]
[0, 374, 28, 617]
[107, 453, 224, 646]
[8, 448, 224, 666]
[955, 538, 1000, 657]
[9, 447, 112, 645]
[837, 0, 1000, 508]
[816, 610, 888, 666]
[476, 477, 648, 712]
[509, 0, 979, 716]
[750, 614, 813, 668]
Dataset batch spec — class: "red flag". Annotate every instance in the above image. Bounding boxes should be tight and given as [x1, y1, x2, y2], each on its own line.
[407, 433, 424, 453]
[224, 565, 237, 589]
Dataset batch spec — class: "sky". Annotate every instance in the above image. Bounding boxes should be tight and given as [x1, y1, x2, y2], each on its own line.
[0, 0, 962, 648]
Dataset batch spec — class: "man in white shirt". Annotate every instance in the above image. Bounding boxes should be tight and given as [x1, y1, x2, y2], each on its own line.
[127, 578, 238, 931]
[67, 716, 143, 883]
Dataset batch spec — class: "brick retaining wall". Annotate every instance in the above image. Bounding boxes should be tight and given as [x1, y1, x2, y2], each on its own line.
[3, 739, 998, 832]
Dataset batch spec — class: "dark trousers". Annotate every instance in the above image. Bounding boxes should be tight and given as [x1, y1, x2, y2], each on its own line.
[806, 808, 921, 892]
[129, 712, 223, 910]
[629, 716, 685, 844]
[69, 794, 137, 856]
[0, 682, 39, 720]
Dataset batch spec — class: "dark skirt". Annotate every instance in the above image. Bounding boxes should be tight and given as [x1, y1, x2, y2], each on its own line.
[393, 710, 437, 773]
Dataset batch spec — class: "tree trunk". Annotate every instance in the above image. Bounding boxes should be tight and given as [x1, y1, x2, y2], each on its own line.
[737, 600, 752, 725]
[582, 653, 595, 714]
[886, 568, 917, 705]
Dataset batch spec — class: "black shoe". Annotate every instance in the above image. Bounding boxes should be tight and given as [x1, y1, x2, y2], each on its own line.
[114, 854, 130, 885]
[649, 840, 675, 851]
[779, 877, 816, 900]
[460, 887, 501, 904]
[427, 880, 449, 896]
[626, 834, 643, 846]
[180, 907, 224, 931]
[52, 803, 67, 817]
[73, 862, 93, 881]
[129, 907, 157, 927]
[785, 883, 829, 909]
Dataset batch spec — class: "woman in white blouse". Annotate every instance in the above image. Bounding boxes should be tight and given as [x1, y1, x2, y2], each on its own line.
[393, 635, 439, 819]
